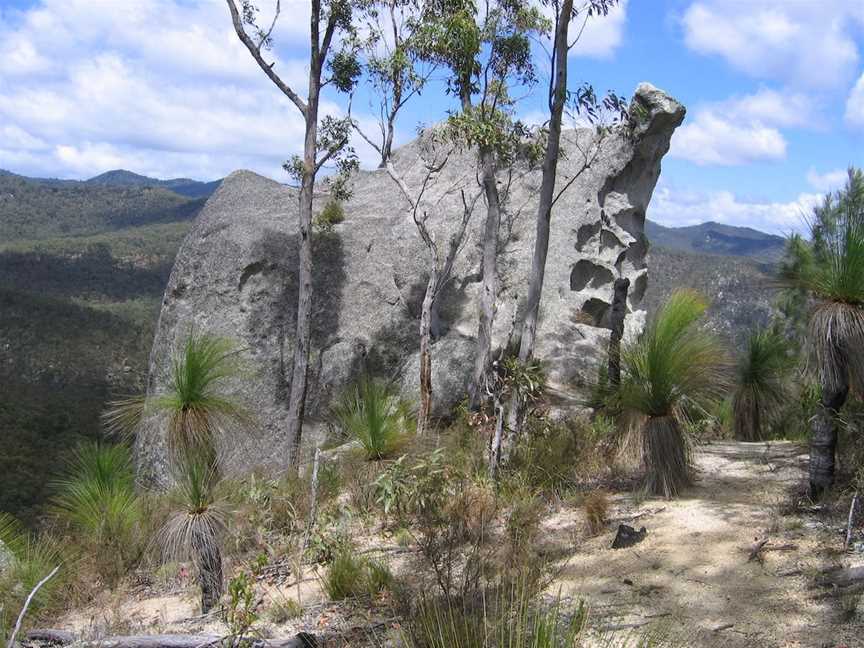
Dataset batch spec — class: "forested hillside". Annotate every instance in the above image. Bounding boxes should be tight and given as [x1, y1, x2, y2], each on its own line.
[0, 171, 212, 521]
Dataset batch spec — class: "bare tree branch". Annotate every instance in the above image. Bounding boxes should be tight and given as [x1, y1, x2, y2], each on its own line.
[7, 565, 60, 648]
[225, 0, 307, 116]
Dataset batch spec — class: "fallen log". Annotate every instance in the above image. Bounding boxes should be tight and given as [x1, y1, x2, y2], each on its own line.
[21, 633, 316, 648]
[22, 629, 75, 645]
[813, 565, 864, 589]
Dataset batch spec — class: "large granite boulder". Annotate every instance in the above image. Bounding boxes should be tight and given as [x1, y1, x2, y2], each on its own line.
[137, 83, 685, 484]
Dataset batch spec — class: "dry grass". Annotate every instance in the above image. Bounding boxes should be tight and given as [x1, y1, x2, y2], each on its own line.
[582, 491, 610, 536]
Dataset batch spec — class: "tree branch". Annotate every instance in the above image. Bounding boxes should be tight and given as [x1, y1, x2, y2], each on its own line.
[7, 565, 60, 648]
[225, 0, 307, 116]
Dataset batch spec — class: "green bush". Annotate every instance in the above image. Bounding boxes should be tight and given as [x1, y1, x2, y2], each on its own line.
[314, 200, 345, 232]
[51, 442, 141, 585]
[323, 549, 392, 600]
[334, 378, 414, 460]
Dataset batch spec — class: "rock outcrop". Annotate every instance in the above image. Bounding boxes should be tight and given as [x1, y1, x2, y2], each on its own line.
[137, 83, 685, 483]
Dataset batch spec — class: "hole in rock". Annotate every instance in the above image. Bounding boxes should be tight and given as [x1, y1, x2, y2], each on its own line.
[570, 260, 615, 292]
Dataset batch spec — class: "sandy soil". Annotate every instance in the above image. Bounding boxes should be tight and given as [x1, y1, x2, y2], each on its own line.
[552, 441, 861, 648]
[58, 441, 863, 647]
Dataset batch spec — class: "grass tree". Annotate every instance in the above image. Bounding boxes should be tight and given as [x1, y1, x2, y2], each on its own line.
[784, 167, 864, 496]
[732, 327, 792, 442]
[334, 377, 415, 459]
[0, 515, 63, 641]
[619, 290, 728, 497]
[227, 0, 363, 467]
[51, 442, 141, 585]
[105, 331, 247, 611]
[160, 458, 228, 613]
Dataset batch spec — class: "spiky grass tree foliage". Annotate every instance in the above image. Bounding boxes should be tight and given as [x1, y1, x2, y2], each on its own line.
[334, 378, 414, 460]
[51, 443, 140, 585]
[105, 332, 248, 471]
[155, 333, 249, 470]
[619, 290, 728, 498]
[732, 328, 793, 441]
[0, 514, 64, 640]
[104, 331, 247, 611]
[160, 457, 227, 613]
[784, 168, 864, 496]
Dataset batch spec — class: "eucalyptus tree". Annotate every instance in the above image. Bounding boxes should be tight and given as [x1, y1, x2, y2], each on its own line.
[351, 0, 433, 167]
[385, 136, 482, 434]
[226, 0, 363, 466]
[784, 167, 864, 496]
[507, 0, 623, 436]
[414, 0, 548, 412]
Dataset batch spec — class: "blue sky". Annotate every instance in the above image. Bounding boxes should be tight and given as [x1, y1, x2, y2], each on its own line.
[0, 0, 863, 234]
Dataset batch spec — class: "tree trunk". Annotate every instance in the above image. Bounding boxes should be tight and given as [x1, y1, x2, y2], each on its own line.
[507, 0, 573, 436]
[193, 528, 224, 613]
[488, 399, 505, 480]
[286, 90, 321, 467]
[417, 275, 437, 435]
[810, 372, 849, 498]
[607, 277, 630, 388]
[469, 146, 502, 410]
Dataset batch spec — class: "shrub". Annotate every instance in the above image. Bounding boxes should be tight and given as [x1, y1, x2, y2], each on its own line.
[582, 491, 610, 536]
[334, 377, 414, 460]
[51, 442, 141, 585]
[323, 549, 392, 601]
[0, 515, 65, 641]
[225, 571, 259, 639]
[505, 416, 610, 497]
[267, 597, 303, 624]
[313, 200, 345, 232]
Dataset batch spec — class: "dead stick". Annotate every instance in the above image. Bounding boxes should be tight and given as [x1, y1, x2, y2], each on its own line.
[846, 492, 859, 551]
[748, 539, 769, 562]
[712, 623, 734, 633]
[7, 565, 60, 648]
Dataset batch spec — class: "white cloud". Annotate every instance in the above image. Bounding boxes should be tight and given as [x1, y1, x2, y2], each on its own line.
[846, 72, 864, 128]
[669, 89, 817, 166]
[570, 0, 627, 59]
[0, 0, 337, 181]
[648, 183, 822, 235]
[533, 0, 627, 60]
[682, 0, 862, 89]
[806, 168, 848, 193]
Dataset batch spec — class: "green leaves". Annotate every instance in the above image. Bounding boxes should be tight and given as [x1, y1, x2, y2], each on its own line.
[51, 443, 140, 547]
[788, 168, 864, 306]
[333, 377, 414, 460]
[620, 289, 729, 419]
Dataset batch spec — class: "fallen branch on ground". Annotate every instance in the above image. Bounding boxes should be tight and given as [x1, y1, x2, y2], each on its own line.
[7, 565, 60, 648]
[19, 633, 317, 648]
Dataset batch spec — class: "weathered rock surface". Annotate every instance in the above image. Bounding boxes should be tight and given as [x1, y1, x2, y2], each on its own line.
[138, 83, 684, 483]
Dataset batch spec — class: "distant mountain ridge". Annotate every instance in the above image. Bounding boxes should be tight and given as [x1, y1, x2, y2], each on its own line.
[646, 219, 786, 261]
[0, 168, 222, 199]
[85, 169, 222, 199]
